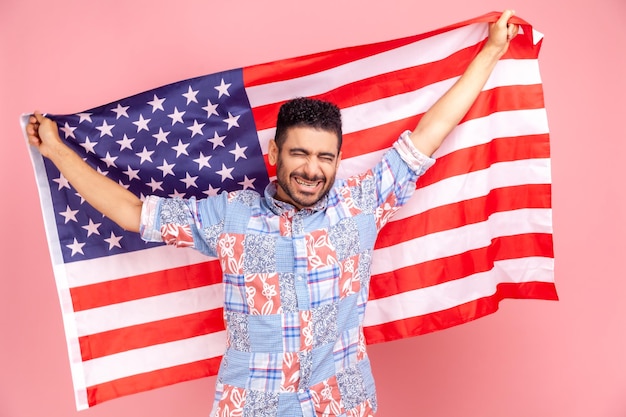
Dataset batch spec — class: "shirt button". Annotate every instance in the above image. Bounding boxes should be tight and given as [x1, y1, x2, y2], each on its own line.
[298, 389, 305, 393]
[297, 275, 303, 281]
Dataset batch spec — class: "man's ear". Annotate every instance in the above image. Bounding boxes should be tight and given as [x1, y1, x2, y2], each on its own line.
[268, 139, 278, 166]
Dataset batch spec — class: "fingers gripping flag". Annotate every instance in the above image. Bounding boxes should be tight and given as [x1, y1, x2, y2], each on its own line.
[23, 12, 556, 410]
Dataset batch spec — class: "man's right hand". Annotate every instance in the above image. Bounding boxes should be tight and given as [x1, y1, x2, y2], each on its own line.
[26, 111, 143, 233]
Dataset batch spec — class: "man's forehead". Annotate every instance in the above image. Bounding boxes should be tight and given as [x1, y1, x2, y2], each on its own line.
[282, 126, 340, 152]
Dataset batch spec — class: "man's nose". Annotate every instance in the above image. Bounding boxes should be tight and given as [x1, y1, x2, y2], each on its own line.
[302, 157, 321, 178]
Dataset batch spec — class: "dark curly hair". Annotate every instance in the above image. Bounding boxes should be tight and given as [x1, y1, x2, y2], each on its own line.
[274, 97, 342, 151]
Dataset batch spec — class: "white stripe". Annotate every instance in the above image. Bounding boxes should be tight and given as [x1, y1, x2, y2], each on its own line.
[255, 62, 544, 155]
[75, 283, 224, 336]
[245, 23, 489, 108]
[393, 158, 552, 221]
[336, 107, 549, 178]
[64, 243, 215, 287]
[434, 108, 549, 159]
[364, 256, 555, 327]
[371, 208, 553, 276]
[341, 60, 542, 137]
[83, 331, 226, 387]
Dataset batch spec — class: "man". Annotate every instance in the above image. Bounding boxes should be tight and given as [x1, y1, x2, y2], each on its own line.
[26, 11, 518, 417]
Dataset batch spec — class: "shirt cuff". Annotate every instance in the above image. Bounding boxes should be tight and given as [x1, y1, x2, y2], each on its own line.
[392, 130, 436, 176]
[139, 195, 163, 242]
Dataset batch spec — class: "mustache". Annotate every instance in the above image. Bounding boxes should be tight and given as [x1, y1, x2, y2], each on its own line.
[291, 173, 325, 182]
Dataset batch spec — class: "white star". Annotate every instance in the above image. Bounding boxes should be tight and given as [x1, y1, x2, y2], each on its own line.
[80, 136, 98, 154]
[133, 114, 151, 132]
[118, 180, 130, 190]
[116, 134, 135, 151]
[223, 112, 240, 130]
[172, 139, 190, 157]
[157, 159, 176, 177]
[111, 104, 130, 119]
[215, 78, 231, 98]
[82, 218, 102, 237]
[169, 189, 186, 199]
[101, 152, 118, 168]
[78, 113, 93, 123]
[187, 120, 205, 137]
[182, 86, 199, 104]
[202, 99, 219, 118]
[52, 173, 71, 190]
[60, 122, 77, 139]
[152, 127, 170, 145]
[104, 231, 123, 250]
[238, 175, 256, 190]
[193, 152, 212, 170]
[180, 172, 199, 189]
[59, 205, 79, 223]
[216, 163, 234, 182]
[229, 142, 248, 161]
[168, 107, 186, 125]
[96, 165, 109, 176]
[136, 146, 155, 164]
[96, 120, 115, 137]
[146, 177, 164, 192]
[75, 191, 85, 204]
[123, 165, 141, 181]
[203, 184, 221, 197]
[147, 94, 165, 112]
[208, 131, 226, 149]
[66, 238, 86, 256]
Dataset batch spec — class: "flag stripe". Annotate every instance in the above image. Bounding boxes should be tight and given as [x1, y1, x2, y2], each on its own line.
[74, 284, 224, 336]
[376, 184, 552, 248]
[63, 242, 215, 287]
[79, 309, 225, 361]
[365, 256, 555, 327]
[86, 357, 223, 407]
[70, 259, 222, 311]
[370, 233, 554, 299]
[82, 332, 227, 387]
[363, 281, 558, 343]
[371, 208, 552, 274]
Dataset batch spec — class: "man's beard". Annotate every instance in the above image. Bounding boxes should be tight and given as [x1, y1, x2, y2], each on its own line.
[275, 159, 335, 209]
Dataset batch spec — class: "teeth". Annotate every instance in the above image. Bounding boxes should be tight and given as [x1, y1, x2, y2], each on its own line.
[295, 178, 318, 187]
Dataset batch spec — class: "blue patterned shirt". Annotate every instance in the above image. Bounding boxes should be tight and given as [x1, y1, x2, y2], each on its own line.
[140, 131, 434, 417]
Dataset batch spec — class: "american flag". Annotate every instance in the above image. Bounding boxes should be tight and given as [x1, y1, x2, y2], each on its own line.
[24, 12, 556, 410]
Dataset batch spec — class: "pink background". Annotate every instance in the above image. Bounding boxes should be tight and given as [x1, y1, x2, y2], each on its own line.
[2, 0, 625, 416]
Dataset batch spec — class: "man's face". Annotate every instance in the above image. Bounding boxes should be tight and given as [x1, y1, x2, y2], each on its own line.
[268, 126, 341, 209]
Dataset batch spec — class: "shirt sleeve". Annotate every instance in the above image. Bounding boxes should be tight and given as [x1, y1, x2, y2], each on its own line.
[392, 130, 436, 176]
[139, 194, 227, 257]
[354, 130, 435, 230]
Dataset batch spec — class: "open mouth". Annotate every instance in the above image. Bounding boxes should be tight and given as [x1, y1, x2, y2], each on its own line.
[294, 177, 323, 188]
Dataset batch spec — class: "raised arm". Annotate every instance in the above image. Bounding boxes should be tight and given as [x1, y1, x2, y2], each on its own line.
[410, 10, 519, 157]
[26, 112, 143, 232]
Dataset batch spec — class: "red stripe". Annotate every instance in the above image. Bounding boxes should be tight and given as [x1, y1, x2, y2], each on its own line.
[243, 30, 456, 88]
[377, 183, 552, 249]
[364, 281, 558, 344]
[417, 134, 551, 189]
[70, 259, 223, 311]
[334, 86, 549, 161]
[79, 308, 224, 360]
[87, 357, 222, 407]
[243, 12, 535, 88]
[370, 233, 554, 300]
[248, 44, 484, 131]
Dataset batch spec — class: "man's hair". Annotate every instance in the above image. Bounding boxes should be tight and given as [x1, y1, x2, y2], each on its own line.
[274, 97, 343, 150]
